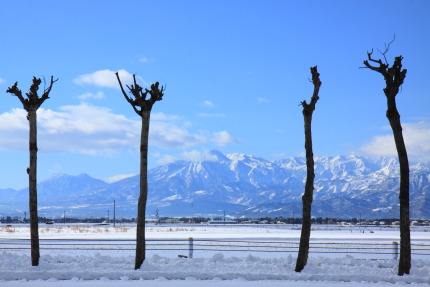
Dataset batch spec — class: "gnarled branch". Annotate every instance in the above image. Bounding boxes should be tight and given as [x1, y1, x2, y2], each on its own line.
[115, 72, 141, 116]
[39, 76, 58, 106]
[6, 82, 28, 109]
[301, 66, 321, 114]
[115, 72, 165, 116]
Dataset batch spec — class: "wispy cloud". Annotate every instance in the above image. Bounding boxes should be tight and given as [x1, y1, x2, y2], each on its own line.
[0, 77, 5, 84]
[155, 154, 178, 165]
[156, 150, 219, 165]
[0, 104, 238, 154]
[106, 173, 137, 183]
[202, 100, 214, 107]
[360, 121, 430, 162]
[74, 69, 146, 89]
[212, 130, 238, 146]
[139, 57, 153, 63]
[258, 97, 269, 103]
[78, 91, 105, 100]
[181, 150, 218, 162]
[197, 113, 226, 118]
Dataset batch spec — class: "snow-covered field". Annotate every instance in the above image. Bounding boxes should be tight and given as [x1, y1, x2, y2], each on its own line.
[1, 224, 429, 286]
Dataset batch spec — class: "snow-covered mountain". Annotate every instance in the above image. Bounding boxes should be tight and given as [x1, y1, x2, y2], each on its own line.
[1, 150, 430, 219]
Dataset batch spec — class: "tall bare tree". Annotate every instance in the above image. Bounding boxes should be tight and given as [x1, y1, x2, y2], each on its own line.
[295, 66, 321, 272]
[115, 72, 165, 270]
[6, 76, 57, 266]
[363, 43, 410, 275]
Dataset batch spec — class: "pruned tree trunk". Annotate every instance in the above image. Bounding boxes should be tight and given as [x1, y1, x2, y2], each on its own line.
[115, 72, 165, 270]
[6, 76, 57, 266]
[28, 108, 40, 266]
[295, 66, 321, 272]
[363, 49, 410, 275]
[135, 111, 150, 269]
[389, 107, 411, 275]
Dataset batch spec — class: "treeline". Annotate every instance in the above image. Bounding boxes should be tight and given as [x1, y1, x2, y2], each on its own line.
[3, 215, 416, 225]
[1, 216, 135, 224]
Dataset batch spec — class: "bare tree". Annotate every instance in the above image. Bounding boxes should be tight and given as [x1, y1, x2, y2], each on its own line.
[115, 72, 165, 270]
[363, 42, 410, 275]
[295, 66, 321, 272]
[6, 76, 57, 266]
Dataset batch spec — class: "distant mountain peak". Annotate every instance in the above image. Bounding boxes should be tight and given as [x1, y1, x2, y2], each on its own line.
[2, 151, 430, 219]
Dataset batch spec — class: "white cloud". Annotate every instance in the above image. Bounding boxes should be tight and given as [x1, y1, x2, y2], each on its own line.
[150, 121, 207, 149]
[360, 122, 430, 162]
[155, 150, 219, 165]
[211, 130, 237, 146]
[78, 91, 105, 100]
[0, 77, 5, 84]
[106, 173, 136, 183]
[74, 69, 146, 89]
[258, 97, 269, 103]
[181, 150, 218, 162]
[202, 100, 214, 107]
[156, 154, 178, 165]
[139, 57, 153, 63]
[197, 113, 226, 118]
[0, 104, 238, 154]
[151, 112, 181, 121]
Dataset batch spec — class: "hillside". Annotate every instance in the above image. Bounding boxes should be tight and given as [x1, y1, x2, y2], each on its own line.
[1, 150, 429, 219]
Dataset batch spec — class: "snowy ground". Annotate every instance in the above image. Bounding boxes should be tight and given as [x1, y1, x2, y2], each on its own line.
[1, 224, 429, 286]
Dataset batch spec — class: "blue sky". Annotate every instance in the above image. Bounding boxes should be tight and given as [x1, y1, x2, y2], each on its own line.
[1, 0, 430, 189]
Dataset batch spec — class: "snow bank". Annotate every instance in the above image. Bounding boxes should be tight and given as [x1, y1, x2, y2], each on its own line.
[0, 251, 429, 284]
[1, 225, 429, 286]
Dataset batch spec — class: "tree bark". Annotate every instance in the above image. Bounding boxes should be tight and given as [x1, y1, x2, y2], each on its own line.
[115, 73, 165, 270]
[6, 76, 56, 267]
[295, 114, 315, 272]
[295, 66, 321, 272]
[363, 53, 410, 275]
[28, 108, 40, 266]
[135, 111, 150, 270]
[386, 95, 411, 276]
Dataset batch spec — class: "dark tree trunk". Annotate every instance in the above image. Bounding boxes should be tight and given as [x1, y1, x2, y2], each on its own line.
[28, 108, 40, 266]
[386, 87, 411, 276]
[115, 72, 165, 270]
[6, 76, 57, 267]
[389, 112, 411, 275]
[363, 52, 410, 275]
[135, 111, 150, 270]
[295, 66, 321, 272]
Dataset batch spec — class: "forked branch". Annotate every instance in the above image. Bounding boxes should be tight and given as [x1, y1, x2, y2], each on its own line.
[115, 72, 166, 116]
[301, 66, 321, 113]
[115, 72, 141, 115]
[6, 76, 57, 111]
[7, 82, 27, 108]
[40, 76, 58, 105]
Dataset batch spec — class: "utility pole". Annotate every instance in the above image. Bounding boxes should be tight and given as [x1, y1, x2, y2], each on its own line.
[359, 212, 362, 233]
[114, 200, 116, 227]
[155, 208, 160, 225]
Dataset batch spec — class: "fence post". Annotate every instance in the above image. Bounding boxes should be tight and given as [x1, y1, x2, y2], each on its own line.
[392, 241, 399, 259]
[188, 237, 194, 259]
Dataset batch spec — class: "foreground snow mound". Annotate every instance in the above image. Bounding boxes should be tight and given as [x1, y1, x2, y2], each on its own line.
[0, 251, 429, 284]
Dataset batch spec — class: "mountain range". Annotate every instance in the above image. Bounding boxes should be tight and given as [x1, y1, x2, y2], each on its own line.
[1, 150, 430, 220]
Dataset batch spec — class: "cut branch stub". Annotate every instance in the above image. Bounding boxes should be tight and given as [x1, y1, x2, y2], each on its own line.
[363, 51, 407, 99]
[301, 66, 321, 115]
[6, 76, 58, 111]
[115, 72, 165, 116]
